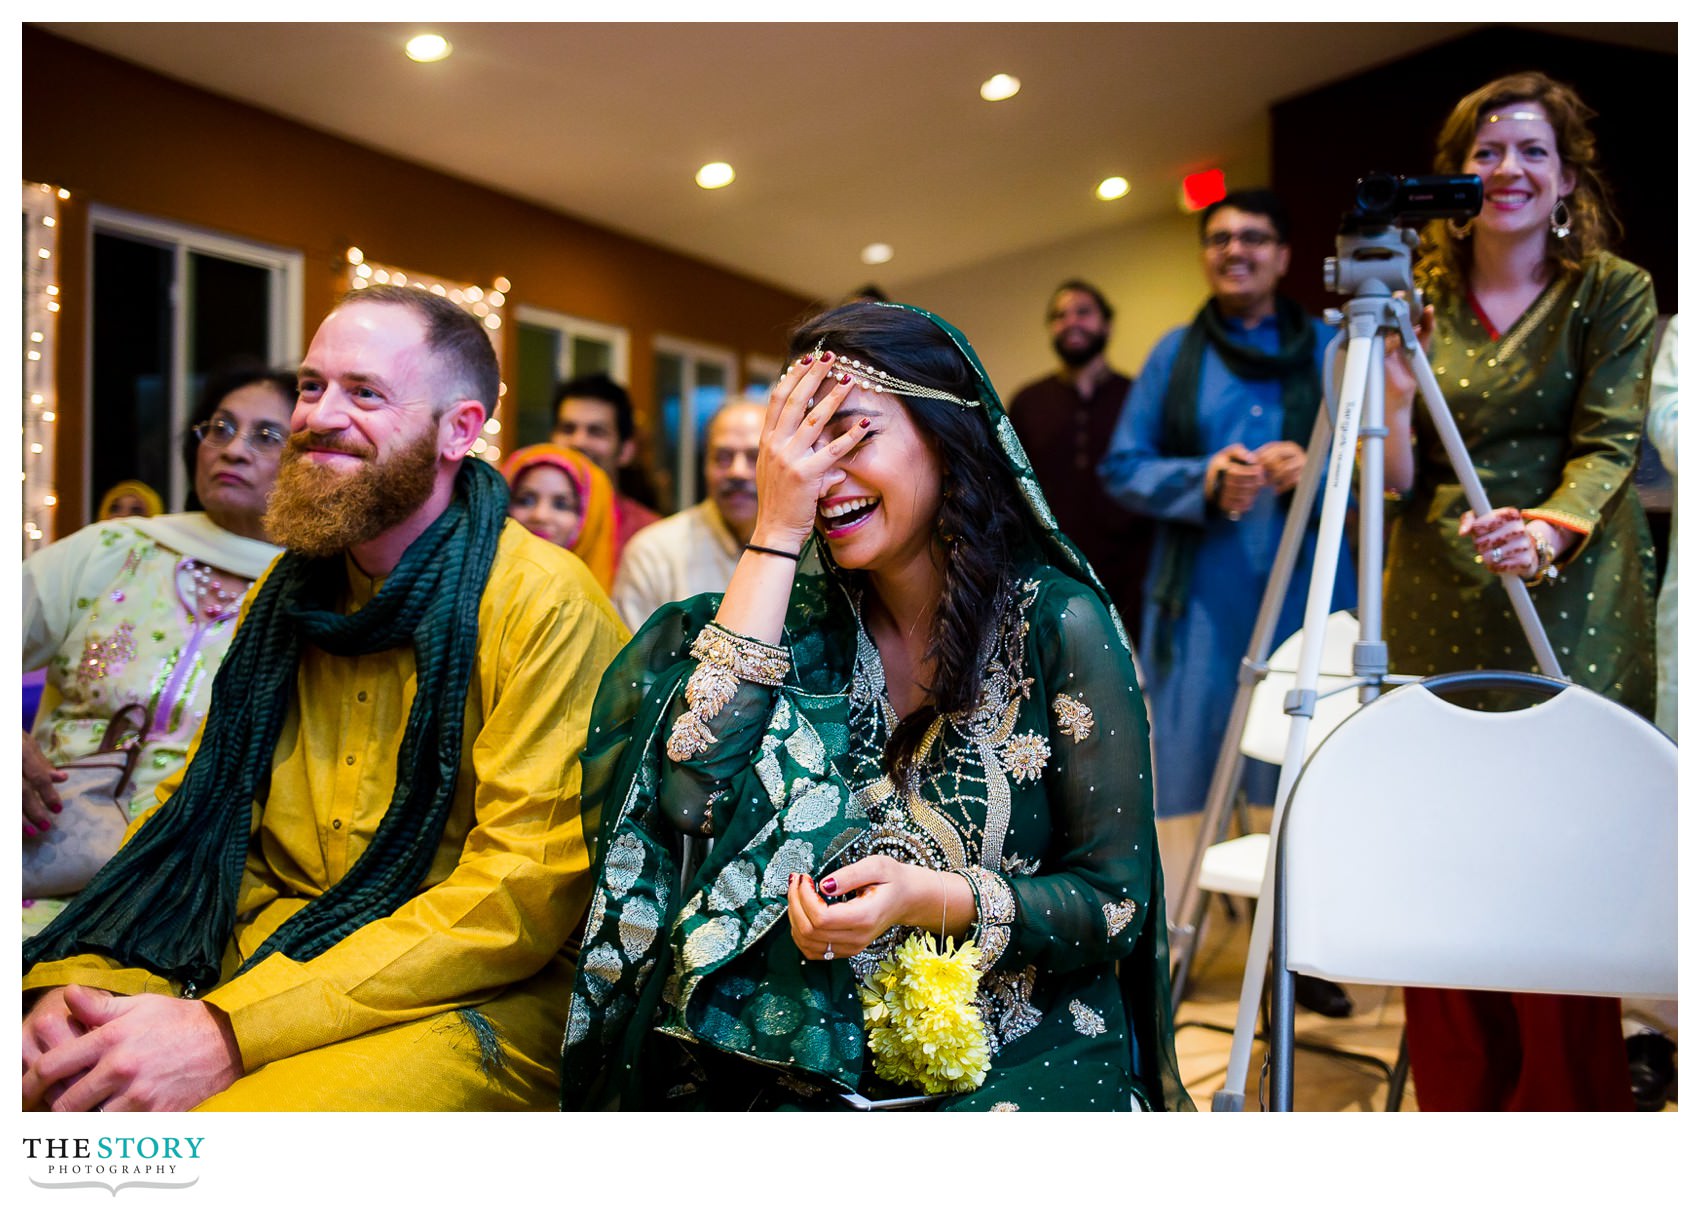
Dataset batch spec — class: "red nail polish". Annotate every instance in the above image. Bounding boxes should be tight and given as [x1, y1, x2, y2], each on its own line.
[819, 876, 838, 895]
[859, 417, 871, 428]
[821, 351, 835, 363]
[24, 824, 37, 838]
[840, 373, 851, 385]
[49, 803, 62, 814]
[800, 355, 813, 366]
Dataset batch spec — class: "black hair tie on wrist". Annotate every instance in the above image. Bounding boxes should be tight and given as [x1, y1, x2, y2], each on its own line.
[744, 543, 801, 562]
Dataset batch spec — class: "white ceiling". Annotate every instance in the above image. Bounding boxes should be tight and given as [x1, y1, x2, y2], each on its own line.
[35, 20, 1675, 300]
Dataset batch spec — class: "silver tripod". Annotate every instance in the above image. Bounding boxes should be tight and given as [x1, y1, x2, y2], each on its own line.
[1160, 221, 1565, 1111]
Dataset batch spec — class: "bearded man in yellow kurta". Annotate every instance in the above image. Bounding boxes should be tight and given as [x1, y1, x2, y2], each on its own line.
[22, 285, 627, 1111]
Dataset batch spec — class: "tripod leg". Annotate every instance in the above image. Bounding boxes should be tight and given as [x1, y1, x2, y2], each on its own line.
[1215, 321, 1375, 1110]
[1166, 405, 1333, 1013]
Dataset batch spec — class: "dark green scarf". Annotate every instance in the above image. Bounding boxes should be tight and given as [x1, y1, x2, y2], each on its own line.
[1149, 295, 1321, 667]
[24, 458, 510, 995]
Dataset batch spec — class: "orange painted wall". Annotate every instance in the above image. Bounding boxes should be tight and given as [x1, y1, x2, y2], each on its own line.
[24, 26, 816, 531]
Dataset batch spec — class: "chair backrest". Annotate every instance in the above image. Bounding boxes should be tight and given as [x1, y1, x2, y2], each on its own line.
[1241, 609, 1364, 765]
[1278, 674, 1677, 1000]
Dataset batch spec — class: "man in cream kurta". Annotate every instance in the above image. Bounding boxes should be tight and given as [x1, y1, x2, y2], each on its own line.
[22, 287, 627, 1111]
[610, 400, 764, 629]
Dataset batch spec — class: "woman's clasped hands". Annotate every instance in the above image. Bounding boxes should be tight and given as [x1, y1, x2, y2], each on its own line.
[786, 856, 973, 961]
[1459, 505, 1561, 578]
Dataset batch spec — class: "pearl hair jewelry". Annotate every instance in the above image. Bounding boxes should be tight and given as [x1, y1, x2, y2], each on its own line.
[797, 344, 980, 410]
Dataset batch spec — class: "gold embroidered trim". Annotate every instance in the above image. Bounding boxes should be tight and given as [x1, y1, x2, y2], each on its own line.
[1052, 693, 1095, 742]
[1496, 276, 1569, 362]
[1520, 508, 1592, 537]
[1521, 508, 1596, 568]
[665, 623, 791, 761]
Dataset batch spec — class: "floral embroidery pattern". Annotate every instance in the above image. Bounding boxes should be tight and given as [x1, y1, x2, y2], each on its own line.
[1069, 999, 1107, 1038]
[1000, 732, 1051, 784]
[978, 966, 1043, 1053]
[990, 1101, 1021, 1112]
[75, 622, 138, 684]
[1052, 693, 1095, 742]
[1103, 898, 1139, 938]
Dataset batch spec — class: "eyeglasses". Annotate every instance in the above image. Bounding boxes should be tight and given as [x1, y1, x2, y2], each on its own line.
[193, 415, 288, 453]
[1202, 229, 1280, 251]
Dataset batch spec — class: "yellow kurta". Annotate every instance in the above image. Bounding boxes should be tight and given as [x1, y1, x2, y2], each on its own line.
[24, 521, 630, 1110]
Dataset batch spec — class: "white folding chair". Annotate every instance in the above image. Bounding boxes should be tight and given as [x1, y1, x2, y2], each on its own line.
[1196, 609, 1366, 907]
[1268, 671, 1678, 1110]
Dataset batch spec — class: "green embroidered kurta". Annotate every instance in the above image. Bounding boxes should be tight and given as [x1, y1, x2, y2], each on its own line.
[560, 553, 1189, 1112]
[1385, 252, 1658, 713]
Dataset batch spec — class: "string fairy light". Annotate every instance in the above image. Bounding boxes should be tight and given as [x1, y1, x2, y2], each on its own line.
[22, 182, 65, 553]
[341, 248, 512, 463]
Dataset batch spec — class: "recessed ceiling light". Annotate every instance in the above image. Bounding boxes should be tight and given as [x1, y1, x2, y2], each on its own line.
[980, 74, 1021, 102]
[860, 243, 894, 266]
[1096, 176, 1131, 202]
[405, 34, 452, 63]
[696, 162, 736, 190]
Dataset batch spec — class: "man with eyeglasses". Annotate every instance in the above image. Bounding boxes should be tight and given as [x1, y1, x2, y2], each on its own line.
[23, 285, 627, 1110]
[611, 398, 765, 630]
[1100, 188, 1357, 1019]
[1007, 281, 1154, 645]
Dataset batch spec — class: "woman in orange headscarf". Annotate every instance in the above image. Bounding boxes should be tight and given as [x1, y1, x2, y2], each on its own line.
[500, 444, 616, 591]
[97, 479, 165, 520]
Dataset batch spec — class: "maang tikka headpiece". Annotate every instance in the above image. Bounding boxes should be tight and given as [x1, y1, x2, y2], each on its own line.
[807, 342, 980, 410]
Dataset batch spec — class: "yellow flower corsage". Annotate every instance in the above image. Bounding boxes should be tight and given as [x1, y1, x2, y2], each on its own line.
[857, 932, 991, 1095]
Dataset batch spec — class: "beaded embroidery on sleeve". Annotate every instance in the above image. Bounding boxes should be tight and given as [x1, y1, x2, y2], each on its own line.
[953, 864, 1016, 970]
[665, 622, 791, 762]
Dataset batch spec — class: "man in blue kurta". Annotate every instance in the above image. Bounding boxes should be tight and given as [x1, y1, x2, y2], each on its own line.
[1099, 189, 1355, 1016]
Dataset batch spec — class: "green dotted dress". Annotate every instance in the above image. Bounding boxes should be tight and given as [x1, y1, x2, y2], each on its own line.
[1385, 251, 1658, 714]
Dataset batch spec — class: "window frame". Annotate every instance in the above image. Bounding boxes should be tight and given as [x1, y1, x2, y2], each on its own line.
[85, 205, 303, 512]
[653, 334, 739, 508]
[512, 303, 632, 385]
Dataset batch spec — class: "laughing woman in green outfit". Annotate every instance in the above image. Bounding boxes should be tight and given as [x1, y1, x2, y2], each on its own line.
[561, 303, 1190, 1112]
[1384, 71, 1658, 1112]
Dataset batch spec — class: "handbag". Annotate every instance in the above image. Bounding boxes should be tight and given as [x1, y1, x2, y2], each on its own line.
[23, 704, 149, 899]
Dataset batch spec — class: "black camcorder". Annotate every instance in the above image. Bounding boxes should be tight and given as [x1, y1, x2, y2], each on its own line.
[1342, 173, 1482, 232]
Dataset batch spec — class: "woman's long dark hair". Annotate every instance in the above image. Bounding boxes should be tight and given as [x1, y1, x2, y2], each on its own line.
[789, 303, 1029, 785]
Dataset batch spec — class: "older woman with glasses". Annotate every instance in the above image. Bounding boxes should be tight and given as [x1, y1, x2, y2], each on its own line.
[22, 366, 291, 935]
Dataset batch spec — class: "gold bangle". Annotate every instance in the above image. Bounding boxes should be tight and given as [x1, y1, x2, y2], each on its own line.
[1523, 530, 1558, 587]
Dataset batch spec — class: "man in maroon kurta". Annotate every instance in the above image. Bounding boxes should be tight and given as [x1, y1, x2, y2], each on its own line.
[1008, 281, 1154, 644]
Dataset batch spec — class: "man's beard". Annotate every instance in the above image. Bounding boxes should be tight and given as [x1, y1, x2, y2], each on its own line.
[1053, 328, 1108, 370]
[264, 426, 442, 558]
